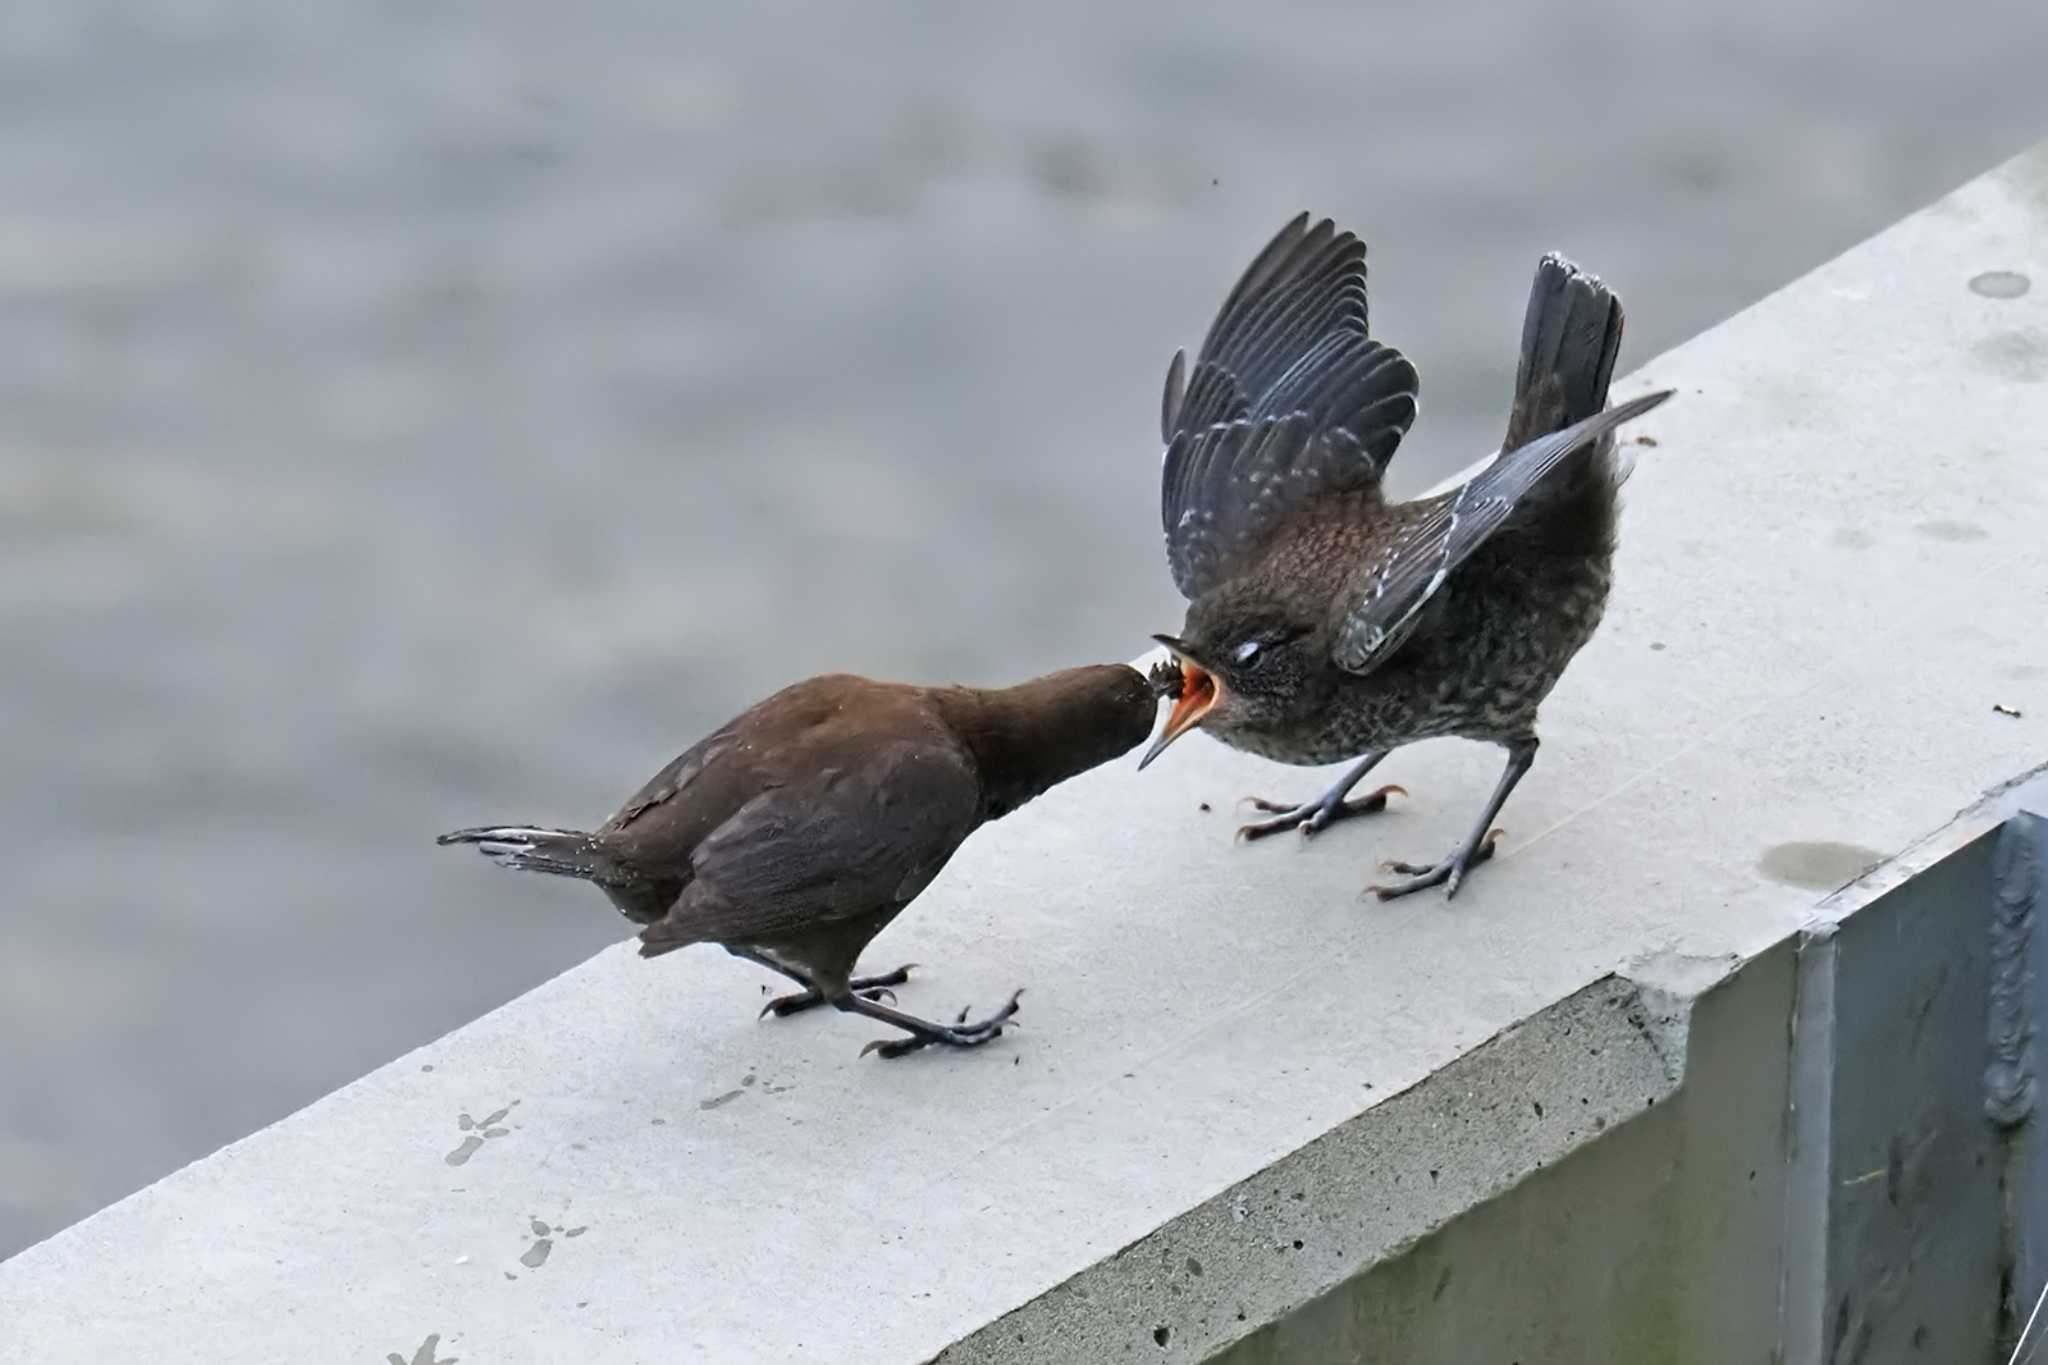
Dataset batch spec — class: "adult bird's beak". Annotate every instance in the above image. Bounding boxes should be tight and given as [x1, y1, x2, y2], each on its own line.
[1138, 635, 1220, 770]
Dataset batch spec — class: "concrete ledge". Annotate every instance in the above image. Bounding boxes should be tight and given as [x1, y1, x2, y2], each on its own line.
[6, 145, 2048, 1362]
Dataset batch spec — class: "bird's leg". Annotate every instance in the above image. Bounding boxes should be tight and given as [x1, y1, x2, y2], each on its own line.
[1368, 737, 1538, 901]
[842, 990, 1025, 1060]
[1239, 752, 1402, 842]
[760, 966, 917, 1019]
[728, 947, 916, 1019]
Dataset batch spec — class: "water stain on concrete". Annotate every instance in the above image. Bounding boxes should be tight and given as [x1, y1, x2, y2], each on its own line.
[444, 1100, 519, 1165]
[520, 1237, 552, 1269]
[387, 1334, 458, 1365]
[699, 1089, 746, 1110]
[1969, 269, 2031, 299]
[1759, 841, 1887, 891]
[1971, 329, 2048, 383]
[1914, 519, 1989, 543]
[1832, 526, 1875, 550]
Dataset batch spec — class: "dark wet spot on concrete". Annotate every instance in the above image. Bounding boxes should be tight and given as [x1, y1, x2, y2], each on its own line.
[742, 1073, 758, 1087]
[531, 1218, 550, 1236]
[1759, 840, 1885, 890]
[1969, 269, 2031, 299]
[1153, 1325, 1171, 1347]
[521, 1237, 553, 1269]
[1971, 329, 2048, 383]
[1648, 641, 1666, 652]
[1915, 519, 1988, 543]
[566, 1225, 588, 1237]
[388, 1334, 458, 1365]
[444, 1135, 484, 1167]
[420, 1064, 434, 1073]
[1433, 1263, 1454, 1301]
[651, 1117, 667, 1125]
[1185, 1255, 1203, 1277]
[699, 1090, 745, 1110]
[1831, 526, 1874, 550]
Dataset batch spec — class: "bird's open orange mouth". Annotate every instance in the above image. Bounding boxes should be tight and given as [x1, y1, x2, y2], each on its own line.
[1139, 638, 1218, 770]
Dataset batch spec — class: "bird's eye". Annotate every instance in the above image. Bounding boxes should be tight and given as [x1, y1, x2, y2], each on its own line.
[1232, 639, 1265, 667]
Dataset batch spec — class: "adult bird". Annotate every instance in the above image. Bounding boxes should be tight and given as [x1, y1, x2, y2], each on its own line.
[441, 665, 1163, 1056]
[1138, 214, 1671, 898]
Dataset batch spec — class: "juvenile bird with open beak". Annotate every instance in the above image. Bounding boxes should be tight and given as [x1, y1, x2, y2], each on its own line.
[1140, 214, 1671, 899]
[441, 664, 1166, 1057]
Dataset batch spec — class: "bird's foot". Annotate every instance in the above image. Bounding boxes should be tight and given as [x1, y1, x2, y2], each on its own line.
[858, 990, 1024, 1060]
[760, 964, 917, 1019]
[1366, 829, 1504, 901]
[1238, 785, 1405, 842]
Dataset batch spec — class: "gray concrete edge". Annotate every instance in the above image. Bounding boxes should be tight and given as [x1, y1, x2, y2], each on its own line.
[932, 779, 2042, 1364]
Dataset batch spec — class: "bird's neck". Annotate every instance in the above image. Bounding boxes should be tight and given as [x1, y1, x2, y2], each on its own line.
[933, 676, 1133, 821]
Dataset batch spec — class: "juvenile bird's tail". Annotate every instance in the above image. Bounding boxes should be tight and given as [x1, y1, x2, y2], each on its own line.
[436, 825, 634, 884]
[1506, 252, 1625, 448]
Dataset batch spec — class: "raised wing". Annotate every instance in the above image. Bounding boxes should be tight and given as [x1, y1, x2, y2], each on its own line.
[1160, 214, 1420, 600]
[639, 738, 983, 952]
[1331, 389, 1674, 675]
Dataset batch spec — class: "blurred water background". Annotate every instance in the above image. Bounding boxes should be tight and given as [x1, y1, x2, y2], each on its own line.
[4, 1, 2046, 1258]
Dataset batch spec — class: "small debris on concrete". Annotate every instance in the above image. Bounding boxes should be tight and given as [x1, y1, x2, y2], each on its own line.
[1994, 703, 2024, 719]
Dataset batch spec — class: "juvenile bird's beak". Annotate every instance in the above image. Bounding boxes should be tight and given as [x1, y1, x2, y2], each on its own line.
[1139, 635, 1219, 770]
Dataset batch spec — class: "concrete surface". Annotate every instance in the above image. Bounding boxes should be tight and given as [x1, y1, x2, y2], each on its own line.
[10, 0, 2048, 1261]
[4, 139, 2048, 1365]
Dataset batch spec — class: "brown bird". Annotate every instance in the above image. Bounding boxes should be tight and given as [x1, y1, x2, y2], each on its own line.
[439, 665, 1162, 1057]
[1137, 214, 1672, 899]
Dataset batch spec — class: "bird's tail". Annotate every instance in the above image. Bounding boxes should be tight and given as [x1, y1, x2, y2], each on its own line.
[1505, 253, 1625, 448]
[435, 825, 633, 884]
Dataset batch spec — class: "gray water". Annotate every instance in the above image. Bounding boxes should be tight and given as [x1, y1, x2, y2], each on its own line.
[3, 0, 2044, 1260]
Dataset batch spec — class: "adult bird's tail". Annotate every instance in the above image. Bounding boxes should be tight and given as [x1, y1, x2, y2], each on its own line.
[435, 825, 634, 884]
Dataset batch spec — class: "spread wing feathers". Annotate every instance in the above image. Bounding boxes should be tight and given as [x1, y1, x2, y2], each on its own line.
[637, 739, 982, 952]
[1163, 214, 1369, 441]
[1331, 389, 1674, 675]
[1159, 216, 1420, 600]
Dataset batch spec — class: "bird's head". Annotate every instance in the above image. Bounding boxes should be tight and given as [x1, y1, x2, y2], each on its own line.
[1138, 602, 1325, 770]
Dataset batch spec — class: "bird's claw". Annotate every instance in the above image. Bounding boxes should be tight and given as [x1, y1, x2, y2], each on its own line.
[1366, 828, 1504, 901]
[859, 988, 1025, 1060]
[1235, 784, 1406, 843]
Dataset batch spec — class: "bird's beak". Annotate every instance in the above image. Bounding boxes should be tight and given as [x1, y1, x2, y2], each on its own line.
[1139, 635, 1219, 771]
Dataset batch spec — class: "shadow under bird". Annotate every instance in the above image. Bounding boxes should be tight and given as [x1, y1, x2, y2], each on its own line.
[439, 665, 1162, 1057]
[1139, 213, 1673, 899]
